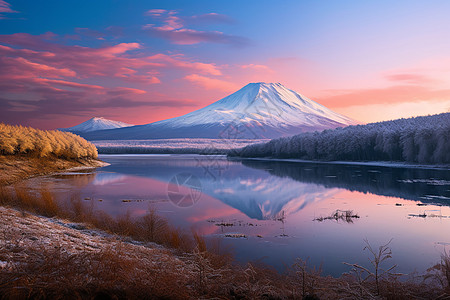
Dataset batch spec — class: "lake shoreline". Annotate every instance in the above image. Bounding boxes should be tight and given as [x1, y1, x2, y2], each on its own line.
[1, 199, 446, 299]
[0, 155, 108, 186]
[95, 152, 450, 170]
[0, 155, 448, 298]
[229, 156, 450, 170]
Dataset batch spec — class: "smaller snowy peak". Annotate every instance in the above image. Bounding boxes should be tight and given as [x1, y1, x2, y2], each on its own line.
[59, 117, 133, 133]
[80, 82, 360, 140]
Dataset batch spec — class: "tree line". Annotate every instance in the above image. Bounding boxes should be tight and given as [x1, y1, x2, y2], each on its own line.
[0, 123, 98, 159]
[232, 113, 450, 164]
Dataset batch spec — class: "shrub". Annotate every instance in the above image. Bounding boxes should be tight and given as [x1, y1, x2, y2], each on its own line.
[0, 123, 97, 159]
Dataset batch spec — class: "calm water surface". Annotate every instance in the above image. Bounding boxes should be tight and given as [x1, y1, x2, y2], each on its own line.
[22, 154, 450, 276]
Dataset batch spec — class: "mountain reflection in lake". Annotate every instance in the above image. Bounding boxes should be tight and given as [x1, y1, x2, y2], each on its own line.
[22, 155, 450, 277]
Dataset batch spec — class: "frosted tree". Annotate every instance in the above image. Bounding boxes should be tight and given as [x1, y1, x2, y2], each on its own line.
[233, 113, 450, 164]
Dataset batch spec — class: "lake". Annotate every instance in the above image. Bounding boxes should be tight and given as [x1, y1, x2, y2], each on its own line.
[21, 154, 450, 277]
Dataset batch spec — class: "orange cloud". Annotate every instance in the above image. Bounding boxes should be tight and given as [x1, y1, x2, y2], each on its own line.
[384, 73, 436, 85]
[316, 85, 450, 108]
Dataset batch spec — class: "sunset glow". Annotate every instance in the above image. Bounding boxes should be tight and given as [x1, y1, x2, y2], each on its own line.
[1, 0, 450, 128]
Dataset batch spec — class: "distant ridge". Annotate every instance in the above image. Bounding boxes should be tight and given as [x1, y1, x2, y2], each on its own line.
[81, 82, 359, 140]
[59, 117, 133, 133]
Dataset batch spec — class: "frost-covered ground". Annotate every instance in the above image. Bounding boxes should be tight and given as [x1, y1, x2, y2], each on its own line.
[93, 138, 269, 154]
[0, 207, 447, 298]
[0, 206, 166, 257]
[0, 206, 197, 298]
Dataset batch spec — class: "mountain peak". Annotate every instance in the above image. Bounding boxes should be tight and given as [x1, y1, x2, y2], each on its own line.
[143, 82, 359, 137]
[81, 82, 359, 140]
[59, 117, 133, 133]
[246, 82, 282, 88]
[91, 117, 105, 121]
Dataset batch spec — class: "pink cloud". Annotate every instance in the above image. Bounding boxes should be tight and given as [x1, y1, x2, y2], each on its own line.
[240, 64, 272, 71]
[108, 87, 147, 95]
[184, 74, 239, 92]
[0, 0, 14, 12]
[0, 33, 221, 81]
[143, 9, 248, 46]
[145, 9, 168, 17]
[96, 42, 141, 56]
[14, 57, 76, 78]
[0, 32, 227, 128]
[147, 53, 222, 75]
[0, 44, 55, 58]
[144, 26, 249, 46]
[35, 78, 105, 91]
[118, 73, 161, 84]
[0, 0, 16, 17]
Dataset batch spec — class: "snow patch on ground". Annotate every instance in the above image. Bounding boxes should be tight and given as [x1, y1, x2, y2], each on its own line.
[0, 206, 164, 260]
[398, 179, 450, 185]
[233, 157, 450, 170]
[93, 138, 269, 150]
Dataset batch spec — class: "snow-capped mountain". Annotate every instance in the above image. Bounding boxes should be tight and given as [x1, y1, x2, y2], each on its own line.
[59, 117, 133, 133]
[92, 156, 334, 219]
[82, 83, 358, 140]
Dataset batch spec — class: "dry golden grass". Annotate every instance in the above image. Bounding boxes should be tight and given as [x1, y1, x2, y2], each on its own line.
[0, 154, 105, 185]
[0, 187, 449, 299]
[0, 207, 191, 299]
[0, 186, 196, 253]
[0, 123, 102, 186]
[0, 123, 97, 159]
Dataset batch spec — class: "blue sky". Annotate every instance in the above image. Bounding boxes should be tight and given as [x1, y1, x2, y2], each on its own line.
[1, 0, 450, 128]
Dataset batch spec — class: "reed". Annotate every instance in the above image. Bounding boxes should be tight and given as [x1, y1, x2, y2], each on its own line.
[0, 187, 449, 299]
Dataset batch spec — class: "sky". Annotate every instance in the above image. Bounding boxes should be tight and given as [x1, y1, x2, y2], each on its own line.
[1, 0, 450, 129]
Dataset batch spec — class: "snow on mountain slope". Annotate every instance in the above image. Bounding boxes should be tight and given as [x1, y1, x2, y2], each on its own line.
[82, 83, 359, 140]
[59, 117, 133, 133]
[153, 82, 357, 128]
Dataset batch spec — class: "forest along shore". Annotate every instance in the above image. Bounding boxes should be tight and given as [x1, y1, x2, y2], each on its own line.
[233, 113, 450, 165]
[1, 123, 450, 298]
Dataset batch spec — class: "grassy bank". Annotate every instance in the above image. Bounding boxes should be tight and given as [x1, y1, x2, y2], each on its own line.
[0, 123, 104, 185]
[0, 187, 449, 299]
[0, 155, 106, 185]
[0, 123, 97, 159]
[1, 123, 449, 298]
